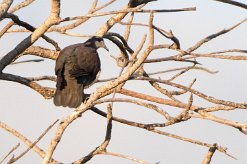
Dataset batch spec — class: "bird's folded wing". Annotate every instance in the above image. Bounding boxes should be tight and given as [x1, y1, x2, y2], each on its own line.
[69, 65, 89, 78]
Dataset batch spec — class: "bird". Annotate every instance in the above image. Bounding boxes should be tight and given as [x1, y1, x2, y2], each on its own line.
[53, 36, 109, 108]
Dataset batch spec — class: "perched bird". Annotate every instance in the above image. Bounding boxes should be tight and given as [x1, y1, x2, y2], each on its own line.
[53, 36, 109, 108]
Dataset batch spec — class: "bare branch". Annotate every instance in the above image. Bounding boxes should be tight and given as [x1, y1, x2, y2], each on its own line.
[104, 32, 134, 54]
[49, 0, 98, 33]
[0, 0, 61, 72]
[23, 46, 58, 60]
[187, 49, 247, 60]
[193, 111, 247, 135]
[119, 88, 200, 110]
[0, 0, 13, 19]
[150, 128, 235, 159]
[73, 104, 113, 163]
[96, 66, 217, 83]
[8, 120, 59, 164]
[136, 76, 247, 109]
[0, 20, 14, 38]
[123, 12, 134, 41]
[6, 13, 61, 51]
[186, 18, 247, 53]
[168, 64, 196, 81]
[202, 144, 217, 164]
[214, 0, 247, 9]
[9, 0, 35, 13]
[100, 151, 149, 164]
[27, 75, 56, 82]
[120, 22, 181, 49]
[94, 98, 172, 120]
[63, 7, 196, 23]
[0, 121, 56, 162]
[91, 107, 235, 159]
[11, 59, 44, 65]
[93, 0, 116, 12]
[0, 73, 55, 99]
[0, 143, 20, 164]
[147, 66, 218, 75]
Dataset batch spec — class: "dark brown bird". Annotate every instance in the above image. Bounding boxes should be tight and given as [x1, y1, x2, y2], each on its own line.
[53, 36, 108, 108]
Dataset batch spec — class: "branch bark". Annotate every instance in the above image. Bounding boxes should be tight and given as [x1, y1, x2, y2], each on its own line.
[0, 0, 61, 72]
[0, 0, 13, 19]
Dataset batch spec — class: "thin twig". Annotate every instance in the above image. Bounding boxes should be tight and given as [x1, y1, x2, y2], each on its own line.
[6, 13, 61, 51]
[186, 18, 247, 53]
[9, 0, 35, 13]
[100, 151, 149, 164]
[148, 66, 218, 75]
[93, 0, 117, 12]
[11, 59, 44, 65]
[0, 121, 56, 162]
[8, 120, 59, 164]
[62, 7, 196, 22]
[187, 50, 247, 60]
[91, 107, 235, 159]
[136, 76, 247, 109]
[94, 98, 172, 121]
[168, 64, 196, 81]
[27, 75, 56, 82]
[0, 20, 14, 38]
[73, 104, 113, 163]
[0, 143, 20, 164]
[120, 21, 180, 49]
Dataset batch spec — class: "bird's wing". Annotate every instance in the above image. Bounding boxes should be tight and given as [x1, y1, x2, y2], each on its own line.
[56, 43, 100, 88]
[73, 45, 100, 86]
[55, 44, 79, 90]
[68, 45, 91, 78]
[55, 53, 66, 90]
[69, 65, 89, 78]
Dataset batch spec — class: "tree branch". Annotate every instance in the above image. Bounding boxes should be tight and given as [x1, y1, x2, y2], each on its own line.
[0, 0, 61, 72]
[214, 0, 247, 9]
[0, 0, 13, 19]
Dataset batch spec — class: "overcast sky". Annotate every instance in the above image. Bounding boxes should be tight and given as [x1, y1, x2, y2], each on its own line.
[0, 0, 247, 164]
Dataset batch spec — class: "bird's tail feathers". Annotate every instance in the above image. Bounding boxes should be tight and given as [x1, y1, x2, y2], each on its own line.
[54, 79, 83, 108]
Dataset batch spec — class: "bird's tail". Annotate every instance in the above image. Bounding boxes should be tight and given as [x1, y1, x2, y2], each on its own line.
[53, 79, 84, 108]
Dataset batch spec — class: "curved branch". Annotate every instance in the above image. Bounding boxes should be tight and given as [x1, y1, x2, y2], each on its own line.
[0, 73, 55, 99]
[214, 0, 247, 9]
[104, 32, 134, 53]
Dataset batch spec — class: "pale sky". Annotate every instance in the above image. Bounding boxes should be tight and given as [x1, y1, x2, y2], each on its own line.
[0, 0, 247, 164]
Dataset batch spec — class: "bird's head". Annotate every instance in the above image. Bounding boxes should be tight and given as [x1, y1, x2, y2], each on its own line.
[86, 36, 109, 51]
